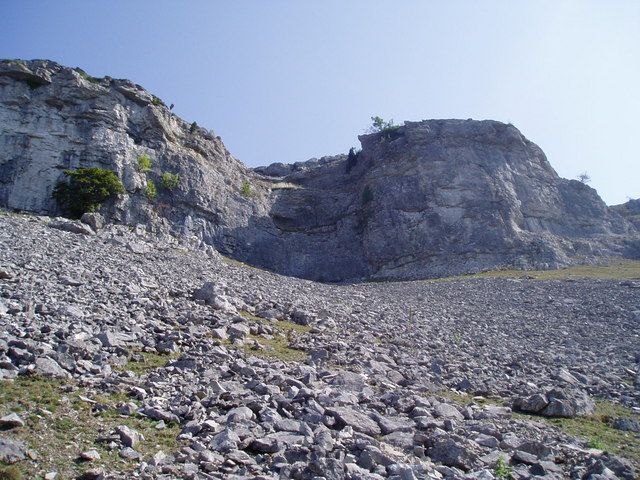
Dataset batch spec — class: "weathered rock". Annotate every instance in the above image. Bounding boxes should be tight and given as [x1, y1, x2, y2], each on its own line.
[433, 402, 464, 421]
[34, 357, 71, 378]
[79, 449, 101, 462]
[116, 425, 143, 449]
[0, 438, 25, 463]
[1, 60, 637, 283]
[326, 407, 381, 437]
[49, 220, 94, 236]
[80, 212, 104, 231]
[513, 389, 595, 418]
[427, 436, 479, 471]
[0, 413, 25, 429]
[613, 417, 640, 432]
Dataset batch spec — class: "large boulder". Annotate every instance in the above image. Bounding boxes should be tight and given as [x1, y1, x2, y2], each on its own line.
[513, 389, 595, 418]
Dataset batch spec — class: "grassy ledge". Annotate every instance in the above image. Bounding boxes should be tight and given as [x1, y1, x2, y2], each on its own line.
[0, 372, 181, 478]
[434, 259, 640, 282]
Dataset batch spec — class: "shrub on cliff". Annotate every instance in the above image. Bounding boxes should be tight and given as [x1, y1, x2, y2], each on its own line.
[346, 147, 360, 173]
[161, 172, 180, 190]
[53, 167, 124, 218]
[136, 154, 152, 173]
[241, 180, 252, 197]
[368, 116, 398, 134]
[145, 179, 157, 200]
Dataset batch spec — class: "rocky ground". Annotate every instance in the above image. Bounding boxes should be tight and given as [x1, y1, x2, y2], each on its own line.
[1, 210, 639, 480]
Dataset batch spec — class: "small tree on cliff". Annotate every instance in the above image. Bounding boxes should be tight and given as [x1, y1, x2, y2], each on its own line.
[53, 167, 124, 218]
[367, 116, 398, 134]
[577, 172, 591, 184]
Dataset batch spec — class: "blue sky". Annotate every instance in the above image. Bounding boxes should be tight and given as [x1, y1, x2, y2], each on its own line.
[1, 1, 638, 205]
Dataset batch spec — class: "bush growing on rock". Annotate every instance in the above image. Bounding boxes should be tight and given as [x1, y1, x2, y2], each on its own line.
[53, 167, 124, 218]
[161, 172, 180, 190]
[368, 115, 398, 134]
[241, 180, 252, 197]
[145, 180, 157, 200]
[346, 147, 360, 174]
[136, 154, 152, 173]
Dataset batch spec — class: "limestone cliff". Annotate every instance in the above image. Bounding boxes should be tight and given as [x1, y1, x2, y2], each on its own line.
[1, 59, 638, 281]
[611, 199, 640, 230]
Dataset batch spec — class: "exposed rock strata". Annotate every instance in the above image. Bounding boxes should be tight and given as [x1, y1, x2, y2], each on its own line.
[1, 59, 638, 281]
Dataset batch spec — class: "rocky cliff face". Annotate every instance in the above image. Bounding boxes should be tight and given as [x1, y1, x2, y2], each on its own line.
[612, 199, 640, 230]
[1, 59, 638, 281]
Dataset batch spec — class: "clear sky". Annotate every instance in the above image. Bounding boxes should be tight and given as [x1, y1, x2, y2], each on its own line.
[1, 1, 638, 205]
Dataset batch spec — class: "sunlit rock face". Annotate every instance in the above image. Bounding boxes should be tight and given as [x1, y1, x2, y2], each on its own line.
[1, 60, 638, 281]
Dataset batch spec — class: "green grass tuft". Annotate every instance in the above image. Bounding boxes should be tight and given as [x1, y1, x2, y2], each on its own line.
[237, 310, 311, 361]
[517, 400, 640, 466]
[0, 465, 23, 480]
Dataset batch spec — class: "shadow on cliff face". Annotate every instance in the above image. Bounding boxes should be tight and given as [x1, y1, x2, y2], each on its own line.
[218, 120, 639, 282]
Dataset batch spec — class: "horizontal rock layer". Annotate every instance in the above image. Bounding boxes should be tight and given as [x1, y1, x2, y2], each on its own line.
[1, 59, 638, 281]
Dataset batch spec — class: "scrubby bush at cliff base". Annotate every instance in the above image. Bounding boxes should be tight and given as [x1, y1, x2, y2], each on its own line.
[161, 172, 180, 190]
[53, 167, 124, 218]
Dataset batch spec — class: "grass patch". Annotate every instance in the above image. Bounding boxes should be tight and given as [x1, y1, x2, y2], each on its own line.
[239, 310, 312, 334]
[437, 390, 506, 407]
[0, 464, 22, 480]
[517, 401, 640, 466]
[119, 351, 179, 375]
[244, 334, 307, 362]
[237, 310, 311, 361]
[434, 259, 640, 282]
[0, 376, 181, 479]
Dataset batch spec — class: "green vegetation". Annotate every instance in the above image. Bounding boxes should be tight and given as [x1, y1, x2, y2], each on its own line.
[0, 373, 182, 477]
[434, 259, 640, 282]
[53, 167, 125, 218]
[517, 400, 640, 465]
[189, 121, 198, 134]
[119, 351, 179, 375]
[241, 180, 252, 197]
[346, 147, 360, 173]
[151, 95, 164, 107]
[160, 172, 180, 190]
[587, 437, 606, 449]
[74, 67, 101, 84]
[368, 116, 398, 133]
[238, 310, 311, 362]
[136, 153, 152, 173]
[494, 456, 512, 479]
[0, 465, 22, 480]
[362, 185, 373, 204]
[145, 180, 157, 200]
